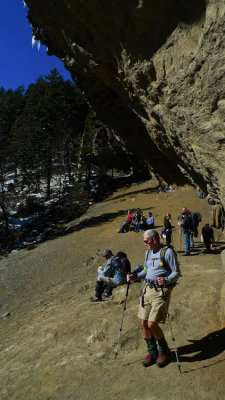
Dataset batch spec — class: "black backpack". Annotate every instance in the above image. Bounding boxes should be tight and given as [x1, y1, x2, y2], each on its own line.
[192, 212, 202, 226]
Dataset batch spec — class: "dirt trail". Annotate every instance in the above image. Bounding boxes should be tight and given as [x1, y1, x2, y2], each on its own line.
[0, 179, 225, 400]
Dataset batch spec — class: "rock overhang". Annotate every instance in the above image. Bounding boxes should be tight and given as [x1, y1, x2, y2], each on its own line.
[25, 0, 225, 206]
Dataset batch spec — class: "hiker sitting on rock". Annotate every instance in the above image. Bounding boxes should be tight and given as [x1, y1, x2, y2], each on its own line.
[134, 215, 147, 232]
[127, 229, 180, 368]
[90, 249, 127, 302]
[117, 251, 131, 274]
[118, 210, 134, 233]
[146, 212, 154, 228]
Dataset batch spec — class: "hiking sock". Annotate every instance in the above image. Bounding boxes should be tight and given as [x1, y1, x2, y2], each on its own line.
[95, 281, 104, 299]
[145, 337, 158, 357]
[157, 337, 169, 354]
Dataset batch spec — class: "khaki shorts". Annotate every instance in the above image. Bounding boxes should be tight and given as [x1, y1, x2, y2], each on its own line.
[138, 285, 172, 323]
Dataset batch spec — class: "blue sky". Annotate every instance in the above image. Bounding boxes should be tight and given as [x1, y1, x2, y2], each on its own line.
[0, 0, 72, 90]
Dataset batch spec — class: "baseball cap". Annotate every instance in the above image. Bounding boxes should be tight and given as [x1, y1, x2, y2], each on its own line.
[102, 249, 111, 257]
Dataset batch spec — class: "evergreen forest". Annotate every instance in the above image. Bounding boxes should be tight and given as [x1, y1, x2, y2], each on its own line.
[0, 69, 149, 253]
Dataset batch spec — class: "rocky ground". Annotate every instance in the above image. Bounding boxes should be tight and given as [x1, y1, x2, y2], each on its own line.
[0, 178, 225, 400]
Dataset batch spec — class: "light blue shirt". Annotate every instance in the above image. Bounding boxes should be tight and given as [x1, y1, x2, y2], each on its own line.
[138, 247, 180, 284]
[147, 217, 154, 225]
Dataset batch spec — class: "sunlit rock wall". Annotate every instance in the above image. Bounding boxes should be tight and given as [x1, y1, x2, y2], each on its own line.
[25, 0, 225, 205]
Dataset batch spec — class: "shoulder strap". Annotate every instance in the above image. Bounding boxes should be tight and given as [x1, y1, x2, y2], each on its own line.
[160, 245, 179, 270]
[144, 250, 150, 271]
[160, 246, 169, 267]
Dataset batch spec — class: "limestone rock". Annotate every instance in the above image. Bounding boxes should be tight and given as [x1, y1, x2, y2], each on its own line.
[25, 0, 225, 205]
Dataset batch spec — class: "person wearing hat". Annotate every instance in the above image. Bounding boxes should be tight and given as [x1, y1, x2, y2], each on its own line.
[90, 249, 127, 302]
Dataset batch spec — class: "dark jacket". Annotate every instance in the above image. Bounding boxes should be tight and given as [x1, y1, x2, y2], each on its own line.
[164, 219, 172, 232]
[182, 215, 193, 234]
[202, 225, 214, 242]
[191, 211, 202, 227]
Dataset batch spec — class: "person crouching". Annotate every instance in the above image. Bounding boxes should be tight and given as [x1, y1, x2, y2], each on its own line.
[90, 249, 127, 302]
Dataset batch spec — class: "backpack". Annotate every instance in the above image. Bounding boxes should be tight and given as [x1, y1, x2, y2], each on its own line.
[192, 212, 202, 226]
[196, 212, 202, 223]
[159, 245, 181, 279]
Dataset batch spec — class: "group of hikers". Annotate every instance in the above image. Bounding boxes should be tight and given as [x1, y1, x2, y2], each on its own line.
[117, 206, 214, 254]
[177, 207, 214, 255]
[117, 208, 154, 233]
[90, 205, 217, 369]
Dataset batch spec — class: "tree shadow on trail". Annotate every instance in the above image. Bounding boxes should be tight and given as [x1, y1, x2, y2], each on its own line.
[106, 186, 159, 202]
[63, 210, 126, 234]
[177, 328, 225, 372]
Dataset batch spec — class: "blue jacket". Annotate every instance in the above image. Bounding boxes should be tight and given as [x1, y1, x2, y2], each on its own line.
[99, 255, 127, 283]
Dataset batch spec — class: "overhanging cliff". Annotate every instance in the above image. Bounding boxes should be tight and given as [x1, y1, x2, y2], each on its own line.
[25, 0, 225, 205]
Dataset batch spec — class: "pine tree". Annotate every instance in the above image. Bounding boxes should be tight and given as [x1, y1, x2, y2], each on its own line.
[11, 70, 88, 199]
[0, 86, 24, 166]
[0, 87, 25, 231]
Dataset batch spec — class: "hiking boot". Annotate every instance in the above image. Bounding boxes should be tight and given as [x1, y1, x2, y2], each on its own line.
[90, 296, 102, 302]
[156, 349, 171, 368]
[142, 354, 157, 368]
[102, 293, 111, 301]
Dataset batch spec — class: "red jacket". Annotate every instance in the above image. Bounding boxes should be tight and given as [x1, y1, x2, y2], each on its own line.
[126, 214, 134, 222]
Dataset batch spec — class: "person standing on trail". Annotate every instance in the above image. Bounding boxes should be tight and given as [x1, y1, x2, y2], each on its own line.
[181, 208, 193, 256]
[127, 229, 180, 368]
[202, 223, 214, 253]
[164, 213, 172, 245]
[90, 249, 127, 302]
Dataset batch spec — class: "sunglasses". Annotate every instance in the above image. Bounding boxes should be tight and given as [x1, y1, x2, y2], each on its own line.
[144, 239, 153, 243]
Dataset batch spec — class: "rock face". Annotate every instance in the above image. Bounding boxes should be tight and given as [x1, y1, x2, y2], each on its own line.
[26, 0, 225, 205]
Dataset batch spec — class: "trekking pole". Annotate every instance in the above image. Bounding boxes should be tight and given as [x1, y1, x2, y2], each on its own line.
[115, 281, 130, 359]
[161, 285, 182, 374]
